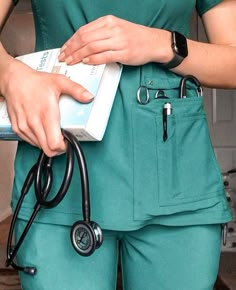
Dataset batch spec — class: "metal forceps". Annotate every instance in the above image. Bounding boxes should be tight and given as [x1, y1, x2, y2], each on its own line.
[136, 86, 169, 104]
[179, 75, 203, 99]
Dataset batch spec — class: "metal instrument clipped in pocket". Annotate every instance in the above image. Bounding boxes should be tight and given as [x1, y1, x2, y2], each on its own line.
[179, 75, 203, 99]
[136, 86, 169, 104]
[136, 75, 203, 142]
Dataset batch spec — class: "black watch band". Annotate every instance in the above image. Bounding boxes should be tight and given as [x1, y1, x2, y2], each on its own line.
[160, 31, 188, 69]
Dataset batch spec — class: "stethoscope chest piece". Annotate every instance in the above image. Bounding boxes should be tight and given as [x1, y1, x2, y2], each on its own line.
[71, 220, 103, 256]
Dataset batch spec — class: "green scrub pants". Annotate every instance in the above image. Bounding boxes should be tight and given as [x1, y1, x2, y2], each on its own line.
[15, 220, 221, 290]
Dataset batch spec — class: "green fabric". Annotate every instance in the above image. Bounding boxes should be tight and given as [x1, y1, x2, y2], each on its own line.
[12, 0, 19, 5]
[12, 0, 232, 230]
[16, 220, 221, 290]
[196, 0, 222, 16]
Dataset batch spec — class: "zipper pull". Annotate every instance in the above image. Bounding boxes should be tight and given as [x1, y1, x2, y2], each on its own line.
[162, 102, 172, 142]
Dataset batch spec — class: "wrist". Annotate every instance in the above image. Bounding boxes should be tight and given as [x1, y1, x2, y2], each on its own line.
[158, 31, 188, 69]
[0, 54, 21, 97]
[151, 29, 175, 64]
[0, 47, 13, 91]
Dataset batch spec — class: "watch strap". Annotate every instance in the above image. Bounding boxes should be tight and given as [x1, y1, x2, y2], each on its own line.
[159, 31, 188, 69]
[160, 53, 185, 69]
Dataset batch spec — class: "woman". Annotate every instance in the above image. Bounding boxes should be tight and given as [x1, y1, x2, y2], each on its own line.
[0, 0, 234, 289]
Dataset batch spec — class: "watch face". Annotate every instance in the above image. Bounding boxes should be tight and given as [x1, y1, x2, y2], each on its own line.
[173, 31, 188, 58]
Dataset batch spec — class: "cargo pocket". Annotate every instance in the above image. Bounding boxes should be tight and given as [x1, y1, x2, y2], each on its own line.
[132, 100, 180, 220]
[157, 97, 223, 207]
[156, 113, 181, 204]
[132, 96, 223, 221]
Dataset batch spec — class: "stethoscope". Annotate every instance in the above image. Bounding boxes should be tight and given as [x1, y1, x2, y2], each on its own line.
[136, 75, 203, 104]
[5, 129, 103, 275]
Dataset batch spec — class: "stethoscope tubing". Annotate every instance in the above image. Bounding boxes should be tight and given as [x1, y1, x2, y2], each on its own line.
[6, 162, 53, 271]
[34, 130, 91, 221]
[6, 129, 93, 273]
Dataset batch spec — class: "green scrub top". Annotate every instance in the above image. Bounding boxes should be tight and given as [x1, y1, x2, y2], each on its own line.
[12, 0, 232, 230]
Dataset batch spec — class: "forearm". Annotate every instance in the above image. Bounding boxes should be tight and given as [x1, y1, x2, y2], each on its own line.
[57, 0, 236, 90]
[0, 0, 16, 94]
[0, 0, 14, 32]
[173, 39, 236, 89]
[172, 0, 236, 89]
[0, 42, 16, 96]
[149, 27, 236, 89]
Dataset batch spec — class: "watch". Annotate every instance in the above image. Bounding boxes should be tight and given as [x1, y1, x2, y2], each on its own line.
[160, 31, 188, 69]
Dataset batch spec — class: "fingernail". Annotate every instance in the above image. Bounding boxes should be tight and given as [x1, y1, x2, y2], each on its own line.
[82, 57, 89, 64]
[56, 149, 66, 156]
[82, 91, 94, 102]
[59, 51, 65, 61]
[65, 56, 73, 64]
[61, 44, 67, 52]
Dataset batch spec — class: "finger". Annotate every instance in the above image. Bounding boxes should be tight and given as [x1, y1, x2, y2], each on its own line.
[63, 36, 122, 65]
[59, 29, 112, 62]
[7, 105, 40, 146]
[26, 114, 53, 154]
[40, 101, 66, 156]
[56, 74, 94, 103]
[82, 50, 120, 65]
[7, 99, 64, 157]
[60, 16, 110, 53]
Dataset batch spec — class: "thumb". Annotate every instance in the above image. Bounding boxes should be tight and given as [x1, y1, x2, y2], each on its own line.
[56, 74, 94, 103]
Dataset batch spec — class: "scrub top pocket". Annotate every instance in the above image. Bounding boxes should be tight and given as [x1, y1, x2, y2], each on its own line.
[132, 96, 224, 221]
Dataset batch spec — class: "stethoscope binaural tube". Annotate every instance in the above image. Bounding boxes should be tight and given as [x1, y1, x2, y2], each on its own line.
[6, 129, 103, 275]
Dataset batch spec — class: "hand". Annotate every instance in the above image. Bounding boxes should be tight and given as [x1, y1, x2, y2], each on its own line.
[59, 15, 170, 66]
[0, 58, 93, 157]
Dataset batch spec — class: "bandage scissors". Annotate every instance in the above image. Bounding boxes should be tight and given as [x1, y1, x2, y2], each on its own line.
[136, 86, 169, 105]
